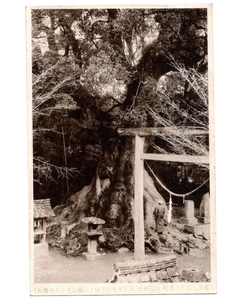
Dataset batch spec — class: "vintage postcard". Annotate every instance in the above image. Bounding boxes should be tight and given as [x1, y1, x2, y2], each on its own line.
[27, 3, 216, 295]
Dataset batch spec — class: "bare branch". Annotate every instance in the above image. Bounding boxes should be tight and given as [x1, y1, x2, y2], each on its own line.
[33, 157, 79, 185]
[147, 56, 209, 168]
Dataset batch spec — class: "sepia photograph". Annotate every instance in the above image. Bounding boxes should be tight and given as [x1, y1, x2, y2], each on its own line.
[27, 4, 216, 295]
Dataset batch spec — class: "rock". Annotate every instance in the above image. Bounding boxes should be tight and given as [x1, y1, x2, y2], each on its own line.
[181, 268, 210, 282]
[117, 247, 129, 253]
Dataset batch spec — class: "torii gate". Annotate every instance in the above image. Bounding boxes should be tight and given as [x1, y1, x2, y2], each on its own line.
[118, 127, 209, 260]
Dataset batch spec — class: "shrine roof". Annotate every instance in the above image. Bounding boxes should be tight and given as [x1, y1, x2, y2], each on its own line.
[33, 198, 55, 219]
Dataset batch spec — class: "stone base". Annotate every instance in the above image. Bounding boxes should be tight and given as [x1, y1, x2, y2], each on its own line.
[197, 216, 210, 224]
[109, 254, 179, 283]
[179, 217, 198, 225]
[184, 224, 210, 240]
[82, 252, 103, 261]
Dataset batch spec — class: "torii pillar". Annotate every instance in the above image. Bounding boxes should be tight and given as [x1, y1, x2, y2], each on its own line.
[118, 129, 146, 260]
[133, 135, 145, 260]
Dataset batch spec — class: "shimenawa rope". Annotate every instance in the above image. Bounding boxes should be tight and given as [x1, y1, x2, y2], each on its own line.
[146, 162, 209, 223]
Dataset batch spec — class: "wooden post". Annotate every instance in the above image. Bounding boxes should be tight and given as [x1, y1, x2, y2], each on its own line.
[134, 135, 145, 260]
[43, 219, 46, 243]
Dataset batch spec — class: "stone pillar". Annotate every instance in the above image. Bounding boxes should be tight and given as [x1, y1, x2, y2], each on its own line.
[197, 192, 210, 224]
[82, 231, 103, 260]
[179, 200, 198, 225]
[87, 232, 101, 254]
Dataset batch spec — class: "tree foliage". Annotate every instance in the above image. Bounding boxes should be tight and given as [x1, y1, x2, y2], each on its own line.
[31, 8, 209, 205]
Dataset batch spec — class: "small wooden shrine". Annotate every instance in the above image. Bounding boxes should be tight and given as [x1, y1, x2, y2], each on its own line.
[33, 198, 55, 243]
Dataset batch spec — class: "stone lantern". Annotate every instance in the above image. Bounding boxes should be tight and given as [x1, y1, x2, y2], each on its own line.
[81, 217, 105, 260]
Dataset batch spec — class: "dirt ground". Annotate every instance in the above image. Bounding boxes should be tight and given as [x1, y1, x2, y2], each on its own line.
[33, 243, 211, 283]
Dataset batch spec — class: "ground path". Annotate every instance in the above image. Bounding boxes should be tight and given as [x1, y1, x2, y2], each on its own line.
[34, 243, 210, 283]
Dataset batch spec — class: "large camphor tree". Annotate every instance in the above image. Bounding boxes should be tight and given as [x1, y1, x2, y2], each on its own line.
[32, 8, 210, 255]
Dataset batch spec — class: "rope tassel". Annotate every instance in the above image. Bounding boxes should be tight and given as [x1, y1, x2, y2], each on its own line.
[167, 194, 172, 223]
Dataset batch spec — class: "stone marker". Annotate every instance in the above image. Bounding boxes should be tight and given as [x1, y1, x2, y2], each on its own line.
[184, 194, 210, 239]
[198, 192, 210, 224]
[179, 200, 198, 225]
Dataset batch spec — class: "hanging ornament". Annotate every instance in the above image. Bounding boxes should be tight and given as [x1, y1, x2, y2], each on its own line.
[167, 194, 172, 223]
[95, 171, 101, 200]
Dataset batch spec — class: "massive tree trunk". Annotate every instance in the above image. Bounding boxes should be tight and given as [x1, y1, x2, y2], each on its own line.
[46, 130, 208, 256]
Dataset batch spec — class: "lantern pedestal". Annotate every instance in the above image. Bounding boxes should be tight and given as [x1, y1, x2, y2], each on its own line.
[82, 231, 104, 260]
